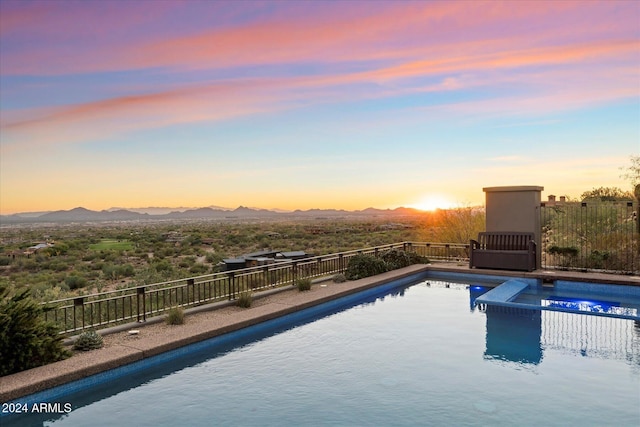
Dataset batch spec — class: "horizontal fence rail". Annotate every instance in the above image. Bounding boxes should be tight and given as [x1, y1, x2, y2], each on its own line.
[40, 203, 639, 336]
[43, 242, 466, 335]
[540, 201, 639, 274]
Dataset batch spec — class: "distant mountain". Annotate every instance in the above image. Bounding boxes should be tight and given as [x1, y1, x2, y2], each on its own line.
[4, 210, 52, 218]
[164, 207, 230, 219]
[37, 207, 149, 222]
[107, 205, 231, 215]
[0, 205, 429, 224]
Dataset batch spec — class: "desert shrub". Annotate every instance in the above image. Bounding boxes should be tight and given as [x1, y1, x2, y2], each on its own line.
[189, 264, 208, 274]
[587, 250, 611, 269]
[206, 253, 223, 264]
[332, 273, 347, 283]
[237, 291, 253, 308]
[548, 246, 579, 256]
[102, 263, 135, 280]
[65, 274, 88, 290]
[82, 252, 98, 262]
[73, 330, 103, 351]
[49, 261, 70, 272]
[381, 249, 429, 270]
[119, 264, 135, 277]
[102, 264, 118, 280]
[296, 278, 312, 291]
[165, 307, 185, 325]
[345, 254, 388, 280]
[0, 284, 70, 376]
[154, 260, 173, 272]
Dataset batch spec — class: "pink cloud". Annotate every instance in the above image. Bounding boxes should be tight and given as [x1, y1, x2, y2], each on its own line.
[3, 0, 636, 76]
[2, 0, 638, 151]
[1, 79, 287, 150]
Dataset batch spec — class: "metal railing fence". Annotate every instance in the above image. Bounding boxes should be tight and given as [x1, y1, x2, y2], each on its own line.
[40, 201, 640, 337]
[43, 242, 467, 335]
[540, 201, 639, 273]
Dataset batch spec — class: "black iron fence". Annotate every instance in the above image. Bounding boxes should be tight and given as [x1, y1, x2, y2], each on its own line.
[540, 201, 639, 274]
[40, 204, 639, 337]
[43, 242, 469, 335]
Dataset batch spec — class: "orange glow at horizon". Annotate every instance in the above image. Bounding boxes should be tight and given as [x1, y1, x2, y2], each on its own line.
[408, 195, 459, 212]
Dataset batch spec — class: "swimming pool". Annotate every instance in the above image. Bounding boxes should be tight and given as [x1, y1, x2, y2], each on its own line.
[4, 274, 640, 426]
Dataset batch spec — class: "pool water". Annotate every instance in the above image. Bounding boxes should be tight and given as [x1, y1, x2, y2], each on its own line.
[6, 278, 640, 426]
[513, 287, 640, 319]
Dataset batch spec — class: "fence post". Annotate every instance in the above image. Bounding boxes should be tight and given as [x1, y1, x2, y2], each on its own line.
[292, 261, 298, 285]
[187, 278, 195, 305]
[136, 287, 146, 322]
[263, 266, 270, 287]
[228, 272, 235, 300]
[73, 297, 84, 331]
[339, 254, 344, 272]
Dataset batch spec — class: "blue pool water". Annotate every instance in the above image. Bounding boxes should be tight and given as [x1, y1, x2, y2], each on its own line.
[513, 284, 640, 319]
[4, 275, 640, 426]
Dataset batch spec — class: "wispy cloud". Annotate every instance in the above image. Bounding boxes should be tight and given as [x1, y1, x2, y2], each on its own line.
[1, 0, 637, 213]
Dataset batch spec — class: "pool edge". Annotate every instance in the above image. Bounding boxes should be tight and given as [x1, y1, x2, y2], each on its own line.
[2, 263, 638, 403]
[0, 265, 430, 402]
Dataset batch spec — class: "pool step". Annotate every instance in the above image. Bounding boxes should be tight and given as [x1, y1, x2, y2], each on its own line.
[475, 279, 529, 304]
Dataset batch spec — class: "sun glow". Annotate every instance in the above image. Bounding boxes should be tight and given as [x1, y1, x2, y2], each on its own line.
[410, 195, 457, 212]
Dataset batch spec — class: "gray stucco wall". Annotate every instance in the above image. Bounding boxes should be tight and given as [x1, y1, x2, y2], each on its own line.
[484, 186, 543, 268]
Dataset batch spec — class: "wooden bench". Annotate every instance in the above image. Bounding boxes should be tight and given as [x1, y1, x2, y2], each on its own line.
[469, 232, 536, 271]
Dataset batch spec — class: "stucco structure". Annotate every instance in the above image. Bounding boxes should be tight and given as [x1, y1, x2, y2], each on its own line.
[483, 186, 543, 268]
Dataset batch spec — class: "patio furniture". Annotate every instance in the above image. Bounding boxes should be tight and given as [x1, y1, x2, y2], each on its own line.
[469, 232, 536, 272]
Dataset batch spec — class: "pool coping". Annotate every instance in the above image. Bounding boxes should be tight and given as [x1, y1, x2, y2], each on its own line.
[1, 265, 430, 402]
[1, 263, 638, 402]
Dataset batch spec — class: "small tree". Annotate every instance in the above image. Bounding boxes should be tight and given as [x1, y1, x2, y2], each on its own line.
[431, 207, 485, 243]
[620, 155, 640, 188]
[0, 284, 70, 376]
[581, 187, 634, 202]
[345, 254, 388, 280]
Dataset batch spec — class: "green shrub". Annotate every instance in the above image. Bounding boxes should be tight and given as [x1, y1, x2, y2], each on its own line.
[548, 246, 579, 256]
[73, 330, 103, 351]
[0, 284, 70, 376]
[189, 264, 208, 274]
[119, 264, 135, 277]
[65, 274, 88, 290]
[332, 273, 347, 283]
[237, 291, 253, 308]
[381, 249, 429, 270]
[296, 278, 312, 291]
[587, 250, 611, 269]
[165, 307, 185, 325]
[154, 260, 173, 272]
[345, 254, 388, 280]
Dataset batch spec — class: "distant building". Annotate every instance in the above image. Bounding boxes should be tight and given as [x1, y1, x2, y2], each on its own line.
[222, 250, 311, 271]
[21, 242, 54, 257]
[544, 195, 566, 206]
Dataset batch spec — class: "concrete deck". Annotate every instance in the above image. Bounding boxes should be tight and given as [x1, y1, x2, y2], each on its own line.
[1, 263, 638, 402]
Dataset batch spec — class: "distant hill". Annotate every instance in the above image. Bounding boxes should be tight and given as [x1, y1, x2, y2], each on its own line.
[0, 205, 426, 224]
[107, 205, 232, 215]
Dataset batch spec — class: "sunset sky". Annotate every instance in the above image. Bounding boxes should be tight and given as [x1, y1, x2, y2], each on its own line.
[1, 0, 638, 215]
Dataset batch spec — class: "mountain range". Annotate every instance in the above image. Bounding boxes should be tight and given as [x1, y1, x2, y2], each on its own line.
[0, 205, 425, 224]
